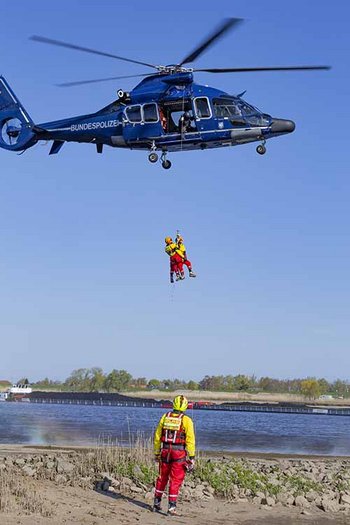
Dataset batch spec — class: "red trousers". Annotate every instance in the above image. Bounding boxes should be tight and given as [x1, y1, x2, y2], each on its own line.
[154, 449, 187, 503]
[182, 259, 192, 270]
[170, 254, 183, 274]
[170, 255, 192, 274]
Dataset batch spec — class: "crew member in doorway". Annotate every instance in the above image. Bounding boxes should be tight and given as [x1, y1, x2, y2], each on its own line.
[153, 395, 195, 516]
[178, 111, 194, 135]
[159, 107, 167, 132]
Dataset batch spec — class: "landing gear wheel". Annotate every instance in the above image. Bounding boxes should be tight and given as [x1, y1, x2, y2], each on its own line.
[256, 144, 266, 155]
[162, 160, 172, 170]
[148, 152, 158, 163]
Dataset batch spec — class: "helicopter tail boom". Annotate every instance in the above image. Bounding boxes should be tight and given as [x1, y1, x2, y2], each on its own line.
[0, 76, 37, 152]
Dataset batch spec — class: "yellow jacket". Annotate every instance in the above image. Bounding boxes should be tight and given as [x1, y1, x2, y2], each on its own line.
[176, 241, 186, 258]
[154, 412, 196, 457]
[165, 243, 178, 257]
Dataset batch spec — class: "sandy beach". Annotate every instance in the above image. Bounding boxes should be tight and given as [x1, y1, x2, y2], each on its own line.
[2, 487, 348, 525]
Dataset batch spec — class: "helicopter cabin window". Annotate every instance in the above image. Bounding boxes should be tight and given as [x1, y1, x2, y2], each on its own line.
[143, 103, 158, 123]
[125, 105, 142, 123]
[194, 97, 211, 119]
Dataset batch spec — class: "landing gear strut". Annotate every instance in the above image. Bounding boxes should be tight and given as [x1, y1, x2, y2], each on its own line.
[148, 141, 158, 163]
[147, 145, 172, 169]
[161, 152, 171, 170]
[256, 142, 266, 155]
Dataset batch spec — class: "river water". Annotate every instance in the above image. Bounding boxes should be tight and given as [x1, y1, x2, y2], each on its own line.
[0, 403, 349, 455]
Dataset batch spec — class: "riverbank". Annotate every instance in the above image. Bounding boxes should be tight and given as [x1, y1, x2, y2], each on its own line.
[127, 389, 350, 407]
[1, 445, 349, 524]
[17, 391, 350, 417]
[5, 386, 349, 406]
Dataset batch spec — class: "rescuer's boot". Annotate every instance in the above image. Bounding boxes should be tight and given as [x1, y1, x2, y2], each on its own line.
[175, 273, 182, 281]
[180, 271, 185, 280]
[189, 271, 196, 278]
[168, 502, 179, 516]
[170, 273, 174, 283]
[153, 497, 162, 512]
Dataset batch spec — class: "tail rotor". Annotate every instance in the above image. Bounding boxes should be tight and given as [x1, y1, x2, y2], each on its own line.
[0, 76, 36, 152]
[1, 117, 23, 146]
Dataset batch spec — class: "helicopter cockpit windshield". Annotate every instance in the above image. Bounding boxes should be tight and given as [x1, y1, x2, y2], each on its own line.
[212, 96, 268, 126]
[213, 97, 244, 118]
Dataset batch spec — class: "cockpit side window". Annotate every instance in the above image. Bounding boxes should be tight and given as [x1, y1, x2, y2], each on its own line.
[194, 97, 211, 119]
[213, 98, 242, 118]
[213, 97, 259, 118]
[125, 105, 142, 123]
[143, 103, 158, 123]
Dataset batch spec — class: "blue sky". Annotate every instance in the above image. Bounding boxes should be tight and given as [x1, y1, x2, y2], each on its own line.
[1, 0, 349, 382]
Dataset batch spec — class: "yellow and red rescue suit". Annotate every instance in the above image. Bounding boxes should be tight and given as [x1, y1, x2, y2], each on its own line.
[165, 242, 184, 274]
[176, 240, 193, 272]
[154, 411, 195, 504]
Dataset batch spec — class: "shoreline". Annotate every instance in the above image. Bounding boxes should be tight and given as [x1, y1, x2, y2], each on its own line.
[1, 443, 350, 461]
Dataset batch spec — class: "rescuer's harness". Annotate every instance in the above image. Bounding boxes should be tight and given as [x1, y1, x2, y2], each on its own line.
[162, 443, 185, 450]
[161, 412, 186, 447]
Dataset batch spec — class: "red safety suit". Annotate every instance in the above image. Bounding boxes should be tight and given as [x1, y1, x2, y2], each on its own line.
[170, 253, 184, 274]
[154, 411, 195, 504]
[165, 242, 183, 281]
[176, 237, 194, 275]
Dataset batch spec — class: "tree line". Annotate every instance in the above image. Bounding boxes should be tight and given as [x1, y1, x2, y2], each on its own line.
[16, 369, 350, 400]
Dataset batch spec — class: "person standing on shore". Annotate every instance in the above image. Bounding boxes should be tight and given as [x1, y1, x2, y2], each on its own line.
[153, 395, 195, 515]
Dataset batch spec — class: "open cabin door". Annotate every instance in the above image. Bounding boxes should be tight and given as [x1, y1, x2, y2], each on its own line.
[160, 99, 199, 140]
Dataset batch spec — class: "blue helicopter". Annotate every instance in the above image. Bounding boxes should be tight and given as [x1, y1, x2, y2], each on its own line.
[0, 19, 329, 169]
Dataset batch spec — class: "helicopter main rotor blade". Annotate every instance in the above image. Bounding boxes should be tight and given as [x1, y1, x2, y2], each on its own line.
[180, 18, 243, 66]
[30, 35, 157, 69]
[57, 73, 155, 87]
[194, 65, 331, 73]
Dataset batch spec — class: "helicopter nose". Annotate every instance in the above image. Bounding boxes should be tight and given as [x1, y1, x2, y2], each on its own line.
[270, 118, 295, 134]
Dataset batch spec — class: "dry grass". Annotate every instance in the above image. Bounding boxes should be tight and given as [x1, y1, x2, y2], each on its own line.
[0, 466, 53, 516]
[77, 434, 158, 487]
[126, 389, 307, 403]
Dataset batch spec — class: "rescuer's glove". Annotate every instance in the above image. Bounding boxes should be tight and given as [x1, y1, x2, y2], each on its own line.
[154, 454, 161, 462]
[186, 458, 195, 472]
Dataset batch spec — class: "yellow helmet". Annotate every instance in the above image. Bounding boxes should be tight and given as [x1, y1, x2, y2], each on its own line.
[173, 395, 188, 412]
[165, 237, 172, 244]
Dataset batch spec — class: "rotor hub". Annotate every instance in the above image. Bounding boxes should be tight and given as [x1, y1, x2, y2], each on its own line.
[157, 65, 194, 75]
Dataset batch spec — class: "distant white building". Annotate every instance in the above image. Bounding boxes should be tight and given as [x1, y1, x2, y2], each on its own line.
[9, 384, 32, 395]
